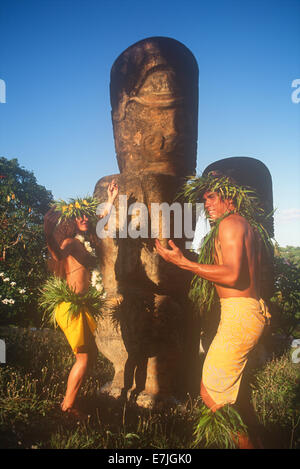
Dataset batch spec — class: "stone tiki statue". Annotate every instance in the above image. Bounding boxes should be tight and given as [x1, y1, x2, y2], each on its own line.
[93, 37, 199, 406]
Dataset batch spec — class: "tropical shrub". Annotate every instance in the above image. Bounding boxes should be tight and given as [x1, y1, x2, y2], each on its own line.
[0, 157, 53, 326]
[270, 254, 300, 338]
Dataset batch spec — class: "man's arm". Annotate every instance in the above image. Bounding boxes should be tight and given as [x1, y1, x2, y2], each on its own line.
[155, 216, 245, 288]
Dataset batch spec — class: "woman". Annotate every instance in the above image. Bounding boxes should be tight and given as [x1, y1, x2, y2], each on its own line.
[43, 181, 118, 419]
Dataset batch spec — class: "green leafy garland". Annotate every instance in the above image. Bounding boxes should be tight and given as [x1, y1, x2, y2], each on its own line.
[179, 172, 274, 314]
[52, 196, 99, 224]
[39, 276, 104, 326]
[189, 211, 234, 313]
[193, 402, 249, 449]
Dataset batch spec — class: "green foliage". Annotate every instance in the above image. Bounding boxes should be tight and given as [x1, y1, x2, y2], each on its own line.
[0, 157, 53, 326]
[278, 246, 300, 268]
[52, 196, 99, 224]
[39, 275, 104, 326]
[0, 328, 299, 449]
[193, 403, 248, 449]
[189, 212, 228, 314]
[270, 254, 300, 337]
[180, 172, 265, 218]
[251, 353, 300, 437]
[0, 271, 31, 320]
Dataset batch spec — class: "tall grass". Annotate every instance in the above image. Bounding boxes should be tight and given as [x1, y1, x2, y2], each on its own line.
[251, 352, 300, 448]
[0, 327, 299, 449]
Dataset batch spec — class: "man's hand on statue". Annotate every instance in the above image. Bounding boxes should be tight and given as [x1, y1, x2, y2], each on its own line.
[155, 239, 184, 267]
[107, 179, 118, 203]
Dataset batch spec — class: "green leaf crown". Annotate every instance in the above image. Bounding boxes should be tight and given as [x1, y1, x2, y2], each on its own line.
[52, 196, 99, 224]
[179, 171, 266, 223]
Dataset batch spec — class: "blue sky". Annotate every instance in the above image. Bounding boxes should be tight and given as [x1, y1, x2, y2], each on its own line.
[0, 0, 299, 246]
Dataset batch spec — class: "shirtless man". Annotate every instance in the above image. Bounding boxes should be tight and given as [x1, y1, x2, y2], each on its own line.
[44, 181, 118, 419]
[156, 192, 260, 300]
[155, 181, 271, 448]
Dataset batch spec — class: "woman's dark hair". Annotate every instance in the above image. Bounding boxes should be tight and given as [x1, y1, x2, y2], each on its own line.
[44, 208, 76, 278]
[44, 208, 101, 278]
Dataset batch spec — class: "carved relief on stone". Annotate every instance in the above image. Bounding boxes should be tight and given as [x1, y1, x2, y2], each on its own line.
[110, 36, 198, 176]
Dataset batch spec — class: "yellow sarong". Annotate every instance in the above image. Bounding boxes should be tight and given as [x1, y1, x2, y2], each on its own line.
[201, 297, 270, 408]
[55, 301, 97, 354]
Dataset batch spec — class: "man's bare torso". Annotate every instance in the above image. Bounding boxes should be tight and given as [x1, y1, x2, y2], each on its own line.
[214, 213, 261, 300]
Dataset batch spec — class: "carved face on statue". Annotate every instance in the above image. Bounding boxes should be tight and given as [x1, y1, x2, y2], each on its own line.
[110, 37, 199, 176]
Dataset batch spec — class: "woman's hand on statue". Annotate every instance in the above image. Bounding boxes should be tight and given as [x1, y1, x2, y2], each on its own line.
[107, 179, 118, 203]
[155, 239, 185, 267]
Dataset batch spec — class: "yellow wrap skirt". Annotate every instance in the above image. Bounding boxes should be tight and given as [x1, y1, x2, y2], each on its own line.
[201, 297, 270, 409]
[55, 302, 97, 354]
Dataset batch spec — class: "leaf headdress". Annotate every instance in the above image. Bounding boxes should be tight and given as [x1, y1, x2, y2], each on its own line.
[52, 196, 99, 224]
[179, 171, 274, 314]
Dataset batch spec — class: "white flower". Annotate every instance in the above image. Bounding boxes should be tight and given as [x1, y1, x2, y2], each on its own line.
[2, 298, 15, 304]
[91, 268, 101, 281]
[91, 268, 104, 294]
[19, 288, 26, 294]
[0, 272, 4, 277]
[75, 234, 96, 257]
[10, 281, 16, 286]
[83, 240, 96, 256]
[84, 241, 93, 253]
[75, 235, 103, 291]
[3, 277, 10, 282]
